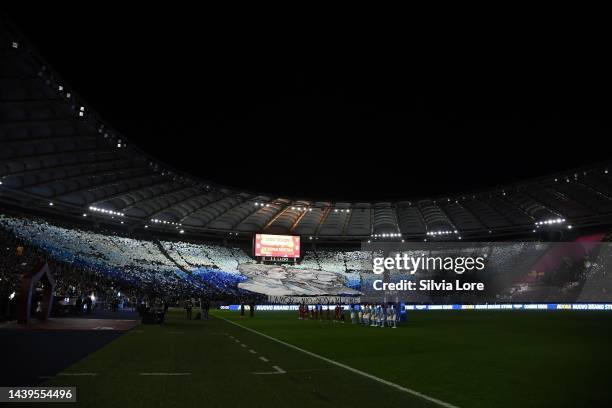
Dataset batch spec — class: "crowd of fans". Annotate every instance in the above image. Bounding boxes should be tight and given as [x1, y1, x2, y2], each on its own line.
[2, 212, 611, 322]
[0, 215, 248, 320]
[0, 214, 375, 320]
[0, 224, 140, 320]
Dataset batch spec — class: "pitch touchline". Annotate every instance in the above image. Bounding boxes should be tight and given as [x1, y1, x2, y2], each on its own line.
[216, 316, 458, 408]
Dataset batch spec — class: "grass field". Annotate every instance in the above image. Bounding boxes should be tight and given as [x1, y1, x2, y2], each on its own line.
[40, 309, 612, 408]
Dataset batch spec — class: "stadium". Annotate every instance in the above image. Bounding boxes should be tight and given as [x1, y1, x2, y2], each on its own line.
[1, 9, 612, 408]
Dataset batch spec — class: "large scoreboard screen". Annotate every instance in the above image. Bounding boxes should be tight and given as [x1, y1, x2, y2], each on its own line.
[254, 234, 300, 258]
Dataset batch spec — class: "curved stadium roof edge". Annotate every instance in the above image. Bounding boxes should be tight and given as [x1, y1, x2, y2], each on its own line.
[1, 17, 612, 240]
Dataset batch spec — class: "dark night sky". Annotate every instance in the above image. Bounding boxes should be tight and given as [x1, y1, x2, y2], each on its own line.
[3, 6, 611, 201]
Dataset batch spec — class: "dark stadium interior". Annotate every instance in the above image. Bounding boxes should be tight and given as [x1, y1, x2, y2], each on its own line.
[2, 6, 611, 201]
[2, 8, 612, 408]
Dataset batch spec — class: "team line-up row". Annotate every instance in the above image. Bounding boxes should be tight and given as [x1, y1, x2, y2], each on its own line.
[297, 303, 401, 328]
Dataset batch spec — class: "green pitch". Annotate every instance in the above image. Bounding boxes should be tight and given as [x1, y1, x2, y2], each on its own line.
[41, 309, 612, 408]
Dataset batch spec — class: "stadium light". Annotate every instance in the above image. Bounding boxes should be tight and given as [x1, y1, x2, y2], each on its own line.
[427, 229, 459, 237]
[535, 218, 566, 226]
[90, 206, 125, 217]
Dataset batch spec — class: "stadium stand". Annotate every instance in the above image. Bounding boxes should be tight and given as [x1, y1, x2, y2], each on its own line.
[1, 17, 612, 310]
[2, 211, 611, 318]
[1, 20, 612, 242]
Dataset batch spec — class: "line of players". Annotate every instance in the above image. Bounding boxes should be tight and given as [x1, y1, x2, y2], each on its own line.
[298, 303, 398, 328]
[353, 303, 398, 328]
[298, 303, 346, 322]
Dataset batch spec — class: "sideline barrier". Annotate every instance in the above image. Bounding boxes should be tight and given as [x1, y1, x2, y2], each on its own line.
[221, 303, 612, 311]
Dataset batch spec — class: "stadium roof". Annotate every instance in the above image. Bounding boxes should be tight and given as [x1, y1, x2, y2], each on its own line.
[2, 20, 612, 241]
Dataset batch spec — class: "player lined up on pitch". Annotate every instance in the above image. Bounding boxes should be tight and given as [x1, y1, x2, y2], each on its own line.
[298, 303, 400, 328]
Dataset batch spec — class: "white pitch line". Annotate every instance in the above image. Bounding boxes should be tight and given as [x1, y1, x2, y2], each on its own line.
[139, 373, 191, 376]
[249, 349, 257, 354]
[58, 373, 98, 376]
[284, 367, 343, 374]
[259, 356, 269, 362]
[217, 316, 458, 408]
[241, 344, 247, 348]
[253, 365, 286, 375]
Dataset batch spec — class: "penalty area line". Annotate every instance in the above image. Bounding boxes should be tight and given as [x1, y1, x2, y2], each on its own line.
[216, 316, 458, 408]
[253, 366, 286, 375]
[59, 373, 98, 376]
[139, 372, 191, 376]
[40, 373, 98, 378]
